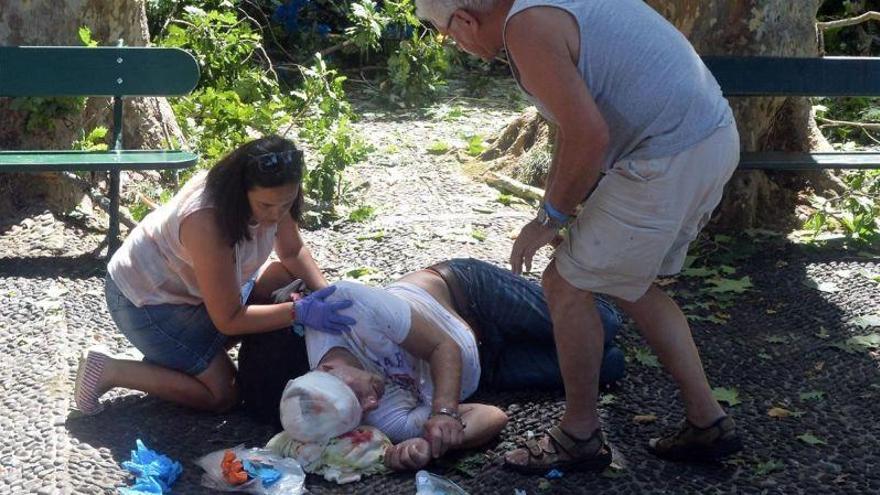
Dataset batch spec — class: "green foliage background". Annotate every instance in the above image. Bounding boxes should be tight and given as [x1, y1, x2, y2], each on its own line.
[810, 0, 880, 245]
[140, 0, 462, 222]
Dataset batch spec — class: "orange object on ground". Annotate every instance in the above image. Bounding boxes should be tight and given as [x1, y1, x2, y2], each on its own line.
[221, 449, 248, 485]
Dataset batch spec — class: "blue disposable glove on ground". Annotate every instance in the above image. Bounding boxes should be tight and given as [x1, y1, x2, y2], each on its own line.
[242, 458, 282, 486]
[294, 285, 356, 334]
[119, 439, 182, 495]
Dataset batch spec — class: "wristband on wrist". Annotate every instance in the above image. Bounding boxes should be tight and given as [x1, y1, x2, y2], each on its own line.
[543, 200, 573, 223]
[430, 407, 464, 426]
[290, 300, 305, 337]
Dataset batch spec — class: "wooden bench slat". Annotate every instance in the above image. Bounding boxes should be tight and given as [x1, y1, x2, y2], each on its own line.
[703, 56, 880, 97]
[739, 151, 880, 170]
[0, 46, 199, 96]
[0, 150, 198, 172]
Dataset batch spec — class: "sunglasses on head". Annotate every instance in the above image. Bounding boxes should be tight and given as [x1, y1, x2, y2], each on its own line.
[250, 149, 303, 174]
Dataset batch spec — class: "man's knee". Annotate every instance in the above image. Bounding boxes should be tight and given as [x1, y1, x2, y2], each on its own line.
[542, 262, 588, 302]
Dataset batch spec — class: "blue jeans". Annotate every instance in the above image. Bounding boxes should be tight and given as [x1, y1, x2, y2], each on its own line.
[105, 274, 228, 375]
[438, 259, 625, 390]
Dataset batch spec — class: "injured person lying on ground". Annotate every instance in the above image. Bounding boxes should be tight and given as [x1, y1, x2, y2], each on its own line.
[241, 258, 625, 472]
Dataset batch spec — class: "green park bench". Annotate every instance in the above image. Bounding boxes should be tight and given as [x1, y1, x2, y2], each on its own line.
[703, 56, 880, 171]
[0, 44, 200, 254]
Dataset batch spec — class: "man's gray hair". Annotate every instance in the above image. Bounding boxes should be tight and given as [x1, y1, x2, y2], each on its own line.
[414, 0, 500, 28]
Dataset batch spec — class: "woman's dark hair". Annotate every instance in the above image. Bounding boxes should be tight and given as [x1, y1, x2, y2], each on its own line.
[205, 135, 305, 246]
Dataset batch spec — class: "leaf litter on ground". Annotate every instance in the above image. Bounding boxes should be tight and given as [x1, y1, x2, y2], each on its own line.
[712, 387, 741, 407]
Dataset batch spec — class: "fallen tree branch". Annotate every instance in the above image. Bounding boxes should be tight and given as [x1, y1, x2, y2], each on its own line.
[817, 11, 880, 55]
[817, 116, 880, 131]
[817, 11, 880, 32]
[485, 171, 544, 202]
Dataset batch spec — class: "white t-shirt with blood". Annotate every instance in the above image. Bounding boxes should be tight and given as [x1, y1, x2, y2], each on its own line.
[305, 280, 480, 443]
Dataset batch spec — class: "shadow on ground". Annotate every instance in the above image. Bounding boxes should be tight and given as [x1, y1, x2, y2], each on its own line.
[55, 236, 880, 494]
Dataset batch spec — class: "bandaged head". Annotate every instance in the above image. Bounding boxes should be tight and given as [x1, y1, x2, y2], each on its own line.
[279, 371, 363, 443]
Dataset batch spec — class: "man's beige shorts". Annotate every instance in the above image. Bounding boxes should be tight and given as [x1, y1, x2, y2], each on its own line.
[555, 124, 740, 302]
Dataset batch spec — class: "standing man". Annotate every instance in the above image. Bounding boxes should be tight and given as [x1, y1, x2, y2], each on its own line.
[414, 0, 743, 472]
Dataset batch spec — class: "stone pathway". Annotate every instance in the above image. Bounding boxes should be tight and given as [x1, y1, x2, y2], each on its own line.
[1, 80, 880, 494]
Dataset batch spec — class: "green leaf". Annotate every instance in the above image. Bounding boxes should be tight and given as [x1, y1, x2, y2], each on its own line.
[601, 466, 626, 479]
[632, 347, 661, 368]
[496, 193, 513, 206]
[799, 390, 825, 402]
[849, 314, 880, 328]
[426, 141, 450, 154]
[797, 433, 826, 446]
[356, 230, 385, 241]
[681, 267, 717, 278]
[855, 269, 880, 283]
[78, 26, 98, 47]
[706, 276, 753, 294]
[451, 452, 487, 478]
[345, 267, 377, 279]
[712, 387, 741, 407]
[348, 205, 375, 223]
[465, 135, 487, 156]
[754, 459, 785, 477]
[836, 333, 880, 354]
[471, 229, 487, 242]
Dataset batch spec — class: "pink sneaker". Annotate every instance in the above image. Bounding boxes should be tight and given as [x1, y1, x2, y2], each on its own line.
[73, 348, 110, 415]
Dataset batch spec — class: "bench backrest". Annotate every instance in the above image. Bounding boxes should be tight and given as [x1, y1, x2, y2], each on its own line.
[0, 46, 199, 97]
[703, 56, 880, 97]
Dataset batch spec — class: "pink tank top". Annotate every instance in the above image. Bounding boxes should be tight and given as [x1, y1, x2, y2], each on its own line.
[107, 172, 277, 307]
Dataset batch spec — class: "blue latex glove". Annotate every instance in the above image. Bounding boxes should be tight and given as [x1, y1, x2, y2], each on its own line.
[294, 285, 356, 334]
[119, 439, 182, 495]
[242, 459, 282, 487]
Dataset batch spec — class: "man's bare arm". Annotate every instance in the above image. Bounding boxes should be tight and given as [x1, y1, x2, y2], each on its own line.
[505, 7, 609, 214]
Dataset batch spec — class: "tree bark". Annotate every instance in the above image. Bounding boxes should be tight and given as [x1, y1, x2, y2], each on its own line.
[0, 0, 185, 214]
[481, 0, 834, 230]
[647, 0, 831, 230]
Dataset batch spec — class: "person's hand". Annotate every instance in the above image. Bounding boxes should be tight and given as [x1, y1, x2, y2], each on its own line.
[423, 414, 464, 459]
[509, 220, 559, 275]
[294, 285, 356, 334]
[384, 438, 431, 471]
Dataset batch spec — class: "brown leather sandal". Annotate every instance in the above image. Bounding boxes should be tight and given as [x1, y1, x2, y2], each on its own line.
[648, 415, 743, 462]
[504, 425, 612, 474]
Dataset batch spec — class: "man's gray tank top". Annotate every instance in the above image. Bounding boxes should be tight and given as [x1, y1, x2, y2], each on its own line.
[504, 0, 733, 172]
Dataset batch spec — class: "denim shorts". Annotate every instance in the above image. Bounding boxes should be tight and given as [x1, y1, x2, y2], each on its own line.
[105, 274, 228, 376]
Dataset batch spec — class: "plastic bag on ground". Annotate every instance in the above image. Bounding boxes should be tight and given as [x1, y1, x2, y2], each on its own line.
[266, 425, 391, 484]
[195, 445, 305, 495]
[279, 370, 363, 444]
[415, 470, 469, 494]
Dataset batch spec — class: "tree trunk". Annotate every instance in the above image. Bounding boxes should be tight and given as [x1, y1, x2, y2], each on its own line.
[0, 0, 185, 215]
[481, 0, 834, 230]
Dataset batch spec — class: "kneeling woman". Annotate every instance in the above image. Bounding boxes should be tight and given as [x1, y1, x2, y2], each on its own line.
[74, 136, 354, 414]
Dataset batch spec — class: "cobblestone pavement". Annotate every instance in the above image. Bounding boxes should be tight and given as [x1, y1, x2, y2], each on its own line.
[2, 90, 880, 494]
